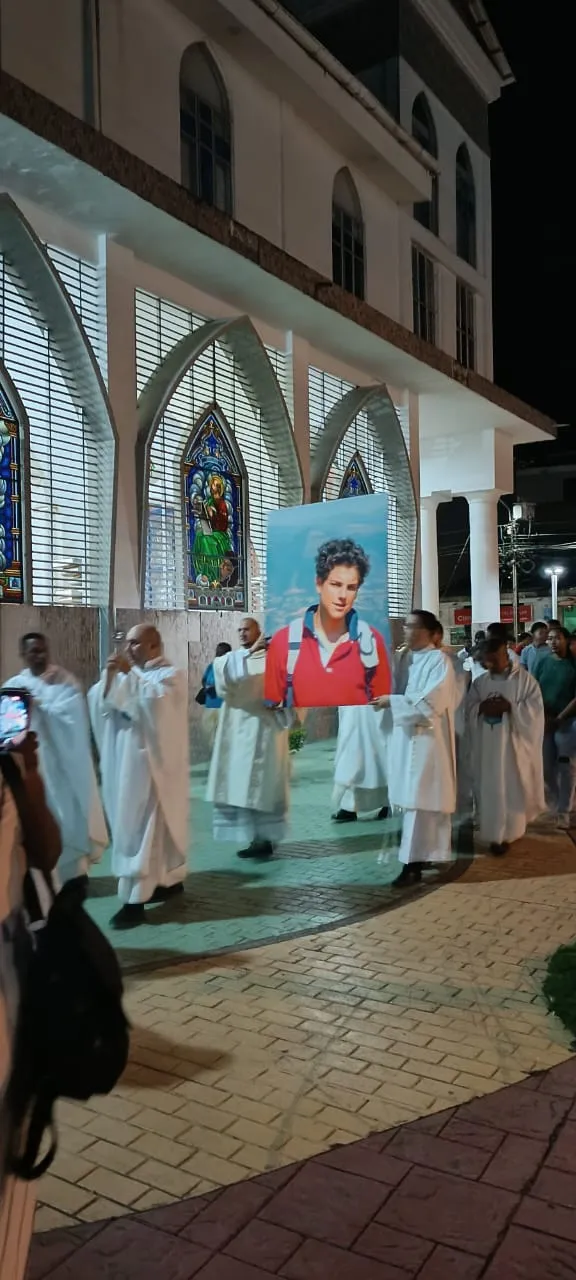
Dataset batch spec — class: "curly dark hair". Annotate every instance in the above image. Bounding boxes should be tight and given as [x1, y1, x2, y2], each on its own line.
[315, 538, 370, 585]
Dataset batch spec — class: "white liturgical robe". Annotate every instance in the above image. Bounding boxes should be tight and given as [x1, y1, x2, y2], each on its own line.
[5, 666, 107, 884]
[207, 648, 292, 844]
[467, 664, 545, 846]
[333, 705, 388, 814]
[387, 647, 457, 865]
[89, 659, 189, 905]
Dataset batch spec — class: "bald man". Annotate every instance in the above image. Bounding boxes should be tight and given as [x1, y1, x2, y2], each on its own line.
[207, 618, 293, 858]
[89, 624, 189, 928]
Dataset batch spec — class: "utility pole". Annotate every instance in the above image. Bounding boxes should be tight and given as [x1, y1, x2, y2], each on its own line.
[499, 503, 536, 636]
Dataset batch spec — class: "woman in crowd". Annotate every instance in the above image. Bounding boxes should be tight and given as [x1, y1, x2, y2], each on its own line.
[532, 624, 576, 827]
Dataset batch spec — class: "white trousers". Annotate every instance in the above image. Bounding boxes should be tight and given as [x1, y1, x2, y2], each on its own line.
[399, 810, 453, 865]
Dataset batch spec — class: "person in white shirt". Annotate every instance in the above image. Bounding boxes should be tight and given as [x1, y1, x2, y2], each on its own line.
[467, 637, 545, 855]
[5, 634, 107, 887]
[89, 625, 189, 929]
[207, 618, 293, 859]
[331, 704, 388, 823]
[373, 610, 457, 888]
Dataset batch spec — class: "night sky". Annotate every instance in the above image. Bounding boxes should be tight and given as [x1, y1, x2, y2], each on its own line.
[438, 2, 572, 597]
[486, 0, 571, 424]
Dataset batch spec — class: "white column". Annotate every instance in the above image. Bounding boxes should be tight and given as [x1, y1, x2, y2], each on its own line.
[467, 490, 501, 631]
[105, 242, 140, 610]
[420, 496, 441, 616]
[287, 334, 310, 500]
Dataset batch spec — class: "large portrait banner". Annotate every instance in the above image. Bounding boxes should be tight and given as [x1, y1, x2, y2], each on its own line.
[265, 493, 391, 708]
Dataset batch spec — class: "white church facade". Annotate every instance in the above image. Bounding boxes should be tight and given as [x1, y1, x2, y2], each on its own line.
[0, 0, 555, 688]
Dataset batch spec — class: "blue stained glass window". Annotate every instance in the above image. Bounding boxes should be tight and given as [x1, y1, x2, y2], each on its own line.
[183, 408, 246, 611]
[339, 452, 372, 499]
[0, 385, 23, 602]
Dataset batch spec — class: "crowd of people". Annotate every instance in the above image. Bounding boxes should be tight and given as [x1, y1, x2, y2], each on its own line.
[1, 607, 574, 1277]
[331, 613, 576, 886]
[3, 613, 574, 932]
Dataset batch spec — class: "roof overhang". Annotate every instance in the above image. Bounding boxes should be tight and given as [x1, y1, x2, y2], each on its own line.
[0, 73, 556, 453]
[170, 0, 434, 203]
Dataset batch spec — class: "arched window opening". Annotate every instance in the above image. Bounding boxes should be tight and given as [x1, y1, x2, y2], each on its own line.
[0, 384, 24, 602]
[412, 93, 439, 235]
[456, 144, 476, 267]
[180, 44, 232, 214]
[309, 373, 416, 617]
[339, 451, 372, 498]
[183, 407, 247, 611]
[0, 235, 113, 608]
[136, 293, 298, 611]
[332, 169, 365, 300]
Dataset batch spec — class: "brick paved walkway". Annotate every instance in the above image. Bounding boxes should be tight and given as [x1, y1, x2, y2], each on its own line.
[27, 826, 576, 1238]
[27, 1058, 576, 1278]
[87, 744, 404, 973]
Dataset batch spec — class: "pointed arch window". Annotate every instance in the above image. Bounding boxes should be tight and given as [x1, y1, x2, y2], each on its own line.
[180, 44, 232, 214]
[332, 169, 365, 300]
[456, 144, 476, 267]
[0, 383, 24, 602]
[183, 406, 247, 611]
[412, 93, 439, 235]
[339, 451, 373, 499]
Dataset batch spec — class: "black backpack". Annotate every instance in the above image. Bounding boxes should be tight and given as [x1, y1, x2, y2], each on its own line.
[0, 754, 130, 1180]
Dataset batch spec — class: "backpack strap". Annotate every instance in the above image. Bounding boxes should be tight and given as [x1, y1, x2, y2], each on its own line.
[354, 618, 379, 700]
[10, 1095, 57, 1181]
[285, 617, 304, 709]
[356, 619, 378, 670]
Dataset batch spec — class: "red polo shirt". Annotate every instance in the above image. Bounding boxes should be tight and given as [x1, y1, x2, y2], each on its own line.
[265, 621, 391, 708]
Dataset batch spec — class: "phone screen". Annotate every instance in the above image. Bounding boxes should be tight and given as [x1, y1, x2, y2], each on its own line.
[0, 689, 30, 749]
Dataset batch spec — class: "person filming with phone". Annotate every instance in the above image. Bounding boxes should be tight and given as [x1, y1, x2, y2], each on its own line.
[4, 634, 107, 889]
[0, 702, 61, 1278]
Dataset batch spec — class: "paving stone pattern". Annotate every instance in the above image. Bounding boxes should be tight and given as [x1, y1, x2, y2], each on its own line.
[84, 744, 450, 973]
[27, 1059, 576, 1279]
[29, 827, 576, 1235]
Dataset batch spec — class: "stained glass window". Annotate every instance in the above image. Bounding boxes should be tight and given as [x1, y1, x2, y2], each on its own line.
[183, 407, 246, 611]
[0, 384, 24, 602]
[339, 452, 372, 499]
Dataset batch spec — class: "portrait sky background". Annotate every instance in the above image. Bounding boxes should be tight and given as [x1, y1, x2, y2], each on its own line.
[266, 493, 390, 642]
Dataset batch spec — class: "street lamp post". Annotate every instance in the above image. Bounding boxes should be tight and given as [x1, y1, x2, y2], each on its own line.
[545, 566, 564, 620]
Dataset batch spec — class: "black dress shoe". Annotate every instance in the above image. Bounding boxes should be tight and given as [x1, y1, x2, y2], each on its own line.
[110, 903, 146, 929]
[332, 809, 357, 823]
[391, 864, 423, 889]
[150, 883, 185, 903]
[377, 806, 389, 820]
[237, 840, 274, 859]
[489, 842, 509, 857]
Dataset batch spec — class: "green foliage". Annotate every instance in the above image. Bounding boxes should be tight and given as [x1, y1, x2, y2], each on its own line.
[289, 724, 307, 754]
[542, 942, 576, 1041]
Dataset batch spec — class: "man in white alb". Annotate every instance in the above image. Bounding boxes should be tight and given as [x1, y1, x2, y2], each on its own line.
[433, 621, 472, 813]
[467, 636, 545, 855]
[5, 633, 107, 887]
[207, 617, 292, 859]
[89, 624, 189, 928]
[373, 610, 457, 887]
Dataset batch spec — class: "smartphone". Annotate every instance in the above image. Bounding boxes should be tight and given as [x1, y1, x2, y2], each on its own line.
[0, 688, 31, 751]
